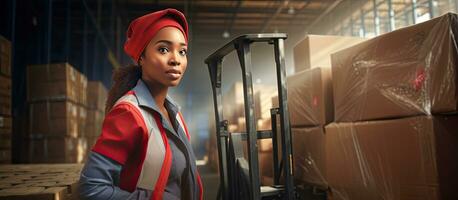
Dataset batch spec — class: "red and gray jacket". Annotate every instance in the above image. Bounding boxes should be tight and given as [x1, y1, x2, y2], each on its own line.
[90, 79, 203, 200]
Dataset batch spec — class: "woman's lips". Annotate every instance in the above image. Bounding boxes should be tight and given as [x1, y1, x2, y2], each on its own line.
[165, 69, 181, 80]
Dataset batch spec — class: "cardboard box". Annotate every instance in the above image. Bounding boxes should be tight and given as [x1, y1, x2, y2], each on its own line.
[293, 35, 365, 72]
[292, 126, 327, 188]
[254, 85, 277, 120]
[325, 115, 458, 200]
[77, 105, 87, 137]
[87, 81, 108, 111]
[29, 100, 79, 138]
[287, 67, 333, 126]
[0, 149, 11, 164]
[26, 136, 87, 163]
[0, 75, 11, 116]
[0, 36, 11, 77]
[223, 82, 245, 124]
[0, 75, 11, 97]
[259, 151, 274, 185]
[0, 115, 12, 147]
[77, 73, 88, 106]
[85, 109, 104, 137]
[27, 63, 80, 103]
[331, 13, 458, 122]
[271, 95, 279, 108]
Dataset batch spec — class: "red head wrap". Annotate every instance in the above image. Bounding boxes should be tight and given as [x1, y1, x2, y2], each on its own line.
[124, 8, 189, 62]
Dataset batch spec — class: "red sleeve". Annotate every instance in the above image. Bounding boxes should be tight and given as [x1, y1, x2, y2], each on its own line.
[92, 103, 147, 165]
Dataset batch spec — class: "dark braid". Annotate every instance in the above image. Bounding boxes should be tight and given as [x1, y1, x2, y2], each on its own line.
[105, 64, 142, 113]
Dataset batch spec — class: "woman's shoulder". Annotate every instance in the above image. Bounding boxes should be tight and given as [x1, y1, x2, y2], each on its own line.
[105, 101, 145, 126]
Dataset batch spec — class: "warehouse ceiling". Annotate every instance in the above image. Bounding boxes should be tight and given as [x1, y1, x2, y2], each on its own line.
[115, 0, 337, 42]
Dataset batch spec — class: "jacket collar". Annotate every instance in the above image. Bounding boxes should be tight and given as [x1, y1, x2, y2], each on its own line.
[132, 79, 180, 115]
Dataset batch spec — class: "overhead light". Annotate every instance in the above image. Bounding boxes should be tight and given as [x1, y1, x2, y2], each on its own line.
[222, 30, 230, 39]
[288, 6, 295, 15]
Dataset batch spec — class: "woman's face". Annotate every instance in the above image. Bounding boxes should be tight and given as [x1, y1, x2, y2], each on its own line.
[140, 26, 187, 87]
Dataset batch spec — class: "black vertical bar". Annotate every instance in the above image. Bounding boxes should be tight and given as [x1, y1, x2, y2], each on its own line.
[208, 60, 230, 200]
[65, 0, 71, 61]
[82, 11, 88, 75]
[110, 0, 115, 49]
[274, 38, 294, 199]
[271, 108, 279, 185]
[236, 40, 260, 200]
[45, 0, 53, 63]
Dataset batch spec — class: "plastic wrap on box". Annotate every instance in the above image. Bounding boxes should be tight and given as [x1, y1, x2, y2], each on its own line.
[287, 67, 333, 126]
[293, 35, 366, 72]
[292, 126, 327, 189]
[331, 13, 458, 122]
[325, 115, 458, 200]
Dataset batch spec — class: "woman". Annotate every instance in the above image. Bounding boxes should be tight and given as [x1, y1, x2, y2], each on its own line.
[79, 8, 203, 200]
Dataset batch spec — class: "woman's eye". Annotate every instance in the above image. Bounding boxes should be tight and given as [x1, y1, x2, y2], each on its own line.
[158, 47, 169, 54]
[179, 49, 187, 56]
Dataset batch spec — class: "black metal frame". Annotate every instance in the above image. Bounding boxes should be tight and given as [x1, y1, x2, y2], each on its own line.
[205, 33, 295, 200]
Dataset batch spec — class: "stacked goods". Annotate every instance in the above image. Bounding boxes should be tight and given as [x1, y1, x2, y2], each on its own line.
[325, 116, 458, 200]
[0, 36, 11, 164]
[206, 114, 221, 172]
[26, 63, 88, 163]
[326, 13, 458, 200]
[289, 34, 366, 191]
[0, 36, 11, 77]
[221, 82, 281, 185]
[289, 34, 347, 189]
[287, 67, 333, 127]
[293, 35, 366, 72]
[223, 82, 244, 125]
[287, 67, 333, 189]
[291, 127, 326, 188]
[0, 163, 83, 200]
[85, 81, 107, 159]
[0, 116, 12, 164]
[27, 136, 87, 164]
[331, 13, 458, 122]
[254, 85, 277, 120]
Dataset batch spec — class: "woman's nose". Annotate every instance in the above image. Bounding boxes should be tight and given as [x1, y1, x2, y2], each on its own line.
[169, 52, 181, 66]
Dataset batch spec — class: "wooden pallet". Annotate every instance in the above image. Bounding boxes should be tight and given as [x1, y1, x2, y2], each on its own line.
[0, 164, 83, 200]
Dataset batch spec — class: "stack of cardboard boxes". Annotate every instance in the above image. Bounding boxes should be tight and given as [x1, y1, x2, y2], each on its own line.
[289, 33, 366, 191]
[325, 13, 458, 200]
[26, 63, 88, 163]
[85, 81, 107, 159]
[0, 36, 11, 163]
